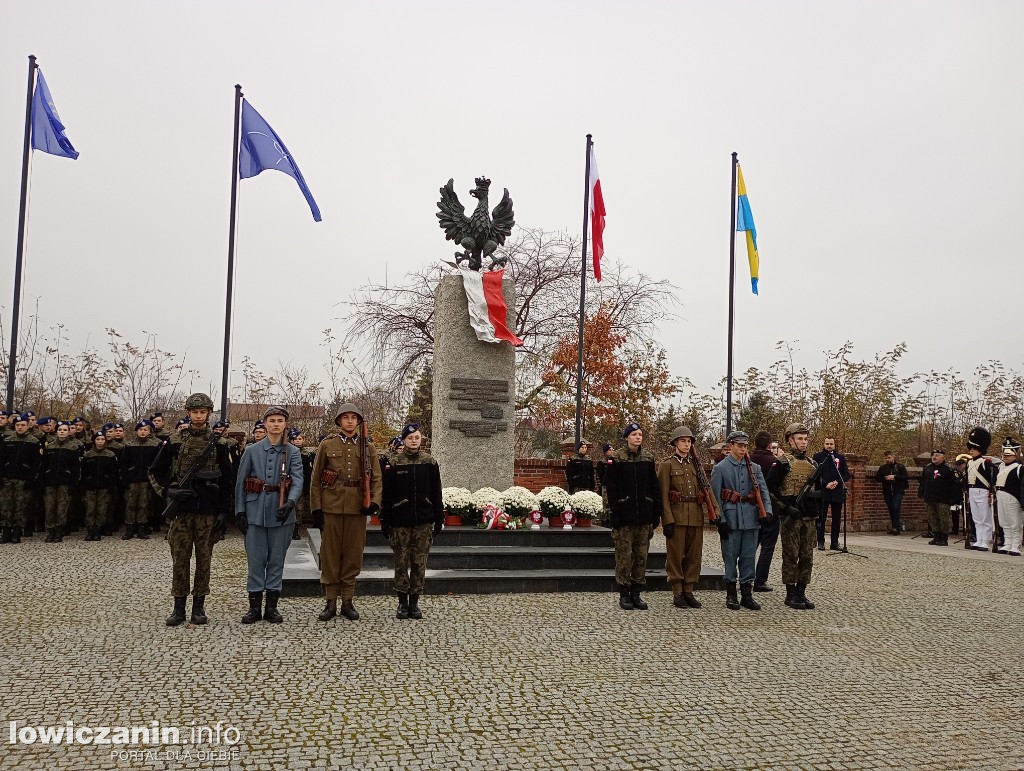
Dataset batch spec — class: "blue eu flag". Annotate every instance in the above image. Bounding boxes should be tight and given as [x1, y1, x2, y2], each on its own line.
[31, 70, 78, 160]
[239, 100, 321, 222]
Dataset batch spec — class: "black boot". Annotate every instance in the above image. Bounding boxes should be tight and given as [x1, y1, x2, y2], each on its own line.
[340, 599, 359, 621]
[937, 534, 948, 546]
[166, 596, 187, 626]
[817, 538, 825, 551]
[618, 586, 634, 610]
[241, 592, 263, 624]
[396, 592, 409, 619]
[0, 528, 10, 544]
[44, 528, 54, 543]
[740, 583, 761, 610]
[682, 592, 702, 608]
[797, 584, 815, 609]
[121, 524, 135, 540]
[829, 540, 841, 551]
[291, 527, 300, 541]
[94, 527, 103, 541]
[408, 594, 422, 620]
[12, 526, 23, 543]
[317, 598, 337, 622]
[726, 582, 740, 610]
[630, 584, 648, 610]
[785, 584, 806, 610]
[138, 524, 151, 540]
[190, 596, 208, 625]
[672, 593, 687, 608]
[54, 526, 63, 542]
[927, 535, 940, 545]
[22, 523, 32, 537]
[753, 582, 773, 592]
[264, 591, 283, 624]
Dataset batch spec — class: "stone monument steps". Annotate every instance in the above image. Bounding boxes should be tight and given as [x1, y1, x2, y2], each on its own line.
[359, 545, 665, 571]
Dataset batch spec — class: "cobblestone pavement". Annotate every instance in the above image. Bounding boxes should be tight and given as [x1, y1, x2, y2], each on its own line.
[1, 529, 1022, 771]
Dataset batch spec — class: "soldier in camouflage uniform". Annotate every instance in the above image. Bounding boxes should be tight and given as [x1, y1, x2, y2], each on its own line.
[380, 423, 444, 619]
[0, 414, 42, 543]
[149, 393, 232, 626]
[80, 432, 120, 541]
[0, 411, 11, 438]
[40, 421, 81, 542]
[765, 423, 821, 610]
[211, 420, 241, 545]
[120, 420, 161, 539]
[602, 422, 663, 610]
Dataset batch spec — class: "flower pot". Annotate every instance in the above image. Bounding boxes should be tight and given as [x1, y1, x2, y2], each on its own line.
[444, 514, 462, 527]
[577, 517, 592, 527]
[370, 515, 380, 526]
[547, 515, 564, 528]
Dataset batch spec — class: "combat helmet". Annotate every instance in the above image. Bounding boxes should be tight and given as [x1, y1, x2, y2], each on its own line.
[669, 425, 695, 443]
[334, 402, 364, 426]
[184, 392, 214, 410]
[784, 422, 809, 439]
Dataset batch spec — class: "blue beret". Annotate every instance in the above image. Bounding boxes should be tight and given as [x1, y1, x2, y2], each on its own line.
[401, 423, 421, 439]
[24, 410, 35, 417]
[71, 416, 85, 424]
[149, 412, 163, 419]
[113, 423, 123, 429]
[622, 423, 642, 439]
[0, 411, 10, 417]
[92, 431, 106, 441]
[213, 420, 229, 429]
[602, 443, 613, 453]
[37, 416, 55, 426]
[16, 413, 31, 423]
[102, 422, 115, 431]
[576, 439, 591, 451]
[287, 428, 301, 440]
[136, 420, 153, 431]
[254, 421, 265, 429]
[175, 418, 189, 427]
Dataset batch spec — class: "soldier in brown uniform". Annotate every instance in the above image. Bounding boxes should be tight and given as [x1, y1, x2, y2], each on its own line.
[658, 426, 721, 609]
[310, 403, 382, 621]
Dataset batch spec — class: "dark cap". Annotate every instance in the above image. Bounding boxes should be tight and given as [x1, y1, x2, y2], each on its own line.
[622, 422, 642, 439]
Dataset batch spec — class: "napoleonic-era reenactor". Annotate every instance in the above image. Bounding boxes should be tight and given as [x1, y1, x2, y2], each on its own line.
[918, 449, 958, 547]
[80, 432, 120, 541]
[310, 403, 382, 622]
[235, 406, 303, 625]
[658, 426, 721, 609]
[39, 421, 81, 543]
[711, 431, 772, 611]
[765, 423, 821, 610]
[0, 414, 42, 543]
[149, 393, 233, 627]
[120, 420, 161, 540]
[995, 438, 1022, 556]
[380, 423, 444, 620]
[289, 428, 315, 541]
[966, 427, 999, 551]
[565, 439, 596, 494]
[602, 422, 663, 611]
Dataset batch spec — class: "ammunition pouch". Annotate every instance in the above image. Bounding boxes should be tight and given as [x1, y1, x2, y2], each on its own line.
[720, 488, 757, 505]
[320, 469, 338, 487]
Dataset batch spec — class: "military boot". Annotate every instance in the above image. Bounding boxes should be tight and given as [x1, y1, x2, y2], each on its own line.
[629, 584, 648, 610]
[11, 526, 22, 544]
[166, 596, 187, 626]
[94, 527, 103, 541]
[672, 593, 687, 609]
[740, 583, 761, 610]
[753, 582, 773, 592]
[396, 592, 410, 619]
[785, 584, 806, 609]
[122, 524, 135, 540]
[682, 592, 702, 608]
[937, 534, 948, 546]
[927, 535, 940, 545]
[137, 524, 151, 540]
[618, 586, 634, 610]
[317, 599, 337, 622]
[190, 596, 208, 625]
[725, 582, 740, 610]
[0, 528, 10, 544]
[817, 537, 825, 551]
[797, 584, 815, 609]
[339, 599, 359, 621]
[829, 540, 841, 551]
[407, 595, 422, 620]
[23, 523, 32, 537]
[241, 592, 263, 624]
[54, 526, 63, 543]
[263, 591, 283, 624]
[44, 528, 54, 543]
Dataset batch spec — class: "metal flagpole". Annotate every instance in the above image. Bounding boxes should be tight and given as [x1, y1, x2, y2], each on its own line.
[220, 84, 243, 422]
[7, 55, 39, 411]
[725, 152, 738, 437]
[574, 134, 593, 448]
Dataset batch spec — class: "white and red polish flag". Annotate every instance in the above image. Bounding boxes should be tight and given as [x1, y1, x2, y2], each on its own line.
[461, 268, 524, 346]
[589, 145, 606, 282]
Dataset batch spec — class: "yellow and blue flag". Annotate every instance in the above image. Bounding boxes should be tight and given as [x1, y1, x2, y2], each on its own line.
[736, 165, 758, 294]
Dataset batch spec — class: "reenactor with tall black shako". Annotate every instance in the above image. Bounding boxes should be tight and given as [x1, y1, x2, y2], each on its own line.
[380, 423, 444, 620]
[149, 393, 233, 627]
[0, 414, 42, 543]
[120, 420, 161, 540]
[80, 432, 120, 541]
[565, 439, 596, 494]
[310, 403, 382, 622]
[995, 438, 1022, 556]
[39, 421, 81, 542]
[289, 428, 315, 540]
[917, 449, 958, 547]
[965, 427, 999, 551]
[658, 426, 721, 609]
[602, 422, 663, 611]
[765, 423, 821, 610]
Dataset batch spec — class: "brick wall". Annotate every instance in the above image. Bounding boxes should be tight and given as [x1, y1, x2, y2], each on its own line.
[513, 458, 568, 493]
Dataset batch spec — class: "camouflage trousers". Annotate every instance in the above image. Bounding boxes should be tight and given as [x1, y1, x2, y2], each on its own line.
[124, 482, 152, 525]
[0, 479, 32, 528]
[44, 485, 72, 529]
[925, 502, 950, 536]
[612, 524, 651, 586]
[168, 513, 215, 597]
[781, 515, 816, 586]
[296, 493, 310, 526]
[84, 490, 111, 529]
[389, 522, 434, 594]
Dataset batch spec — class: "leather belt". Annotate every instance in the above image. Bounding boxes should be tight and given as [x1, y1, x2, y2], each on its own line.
[261, 484, 280, 493]
[669, 492, 699, 503]
[338, 479, 361, 488]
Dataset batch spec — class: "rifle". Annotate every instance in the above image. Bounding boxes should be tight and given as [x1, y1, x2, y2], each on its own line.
[279, 436, 289, 511]
[360, 419, 371, 510]
[159, 430, 220, 521]
[793, 461, 824, 510]
[991, 488, 1002, 553]
[688, 445, 721, 524]
[743, 451, 768, 521]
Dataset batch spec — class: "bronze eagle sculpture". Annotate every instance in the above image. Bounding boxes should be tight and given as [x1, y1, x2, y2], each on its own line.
[436, 176, 515, 271]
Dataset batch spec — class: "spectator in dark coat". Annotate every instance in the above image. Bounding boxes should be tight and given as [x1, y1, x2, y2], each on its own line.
[875, 451, 909, 535]
[750, 431, 780, 592]
[813, 437, 851, 551]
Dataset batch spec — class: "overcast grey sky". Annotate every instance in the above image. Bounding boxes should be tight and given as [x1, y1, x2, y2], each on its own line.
[2, 1, 1022, 406]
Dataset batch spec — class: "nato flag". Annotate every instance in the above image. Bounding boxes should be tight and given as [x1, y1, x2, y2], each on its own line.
[238, 99, 321, 222]
[31, 70, 79, 160]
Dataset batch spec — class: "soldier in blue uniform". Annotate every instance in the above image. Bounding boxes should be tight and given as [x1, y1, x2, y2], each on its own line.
[234, 407, 303, 624]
